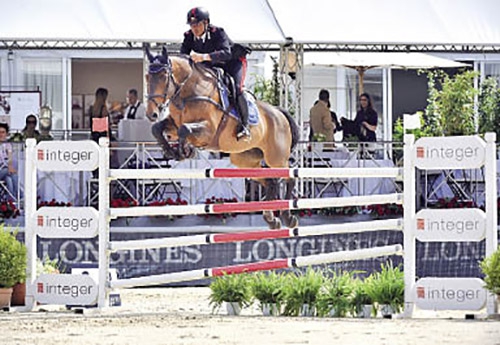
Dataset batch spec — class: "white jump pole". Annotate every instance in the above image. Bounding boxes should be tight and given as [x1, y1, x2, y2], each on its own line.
[110, 244, 403, 289]
[403, 134, 416, 317]
[484, 133, 498, 315]
[109, 218, 402, 252]
[24, 138, 37, 311]
[98, 138, 111, 308]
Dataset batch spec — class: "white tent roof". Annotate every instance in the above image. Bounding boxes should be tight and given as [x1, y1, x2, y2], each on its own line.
[304, 52, 469, 69]
[0, 0, 286, 44]
[269, 0, 500, 46]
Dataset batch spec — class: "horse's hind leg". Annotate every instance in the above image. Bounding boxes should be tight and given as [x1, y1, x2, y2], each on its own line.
[281, 178, 298, 228]
[230, 150, 281, 229]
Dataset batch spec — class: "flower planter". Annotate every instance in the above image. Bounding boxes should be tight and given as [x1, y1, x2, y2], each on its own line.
[226, 302, 241, 316]
[356, 304, 373, 318]
[379, 304, 395, 318]
[10, 282, 25, 306]
[0, 287, 13, 309]
[300, 303, 316, 317]
[261, 303, 279, 316]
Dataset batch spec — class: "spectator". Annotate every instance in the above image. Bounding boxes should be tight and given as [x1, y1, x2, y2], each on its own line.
[124, 88, 152, 121]
[309, 89, 335, 149]
[341, 93, 378, 143]
[0, 123, 18, 201]
[90, 87, 113, 144]
[21, 114, 41, 142]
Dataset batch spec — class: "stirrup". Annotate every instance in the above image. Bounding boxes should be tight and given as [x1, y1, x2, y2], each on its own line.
[236, 126, 251, 140]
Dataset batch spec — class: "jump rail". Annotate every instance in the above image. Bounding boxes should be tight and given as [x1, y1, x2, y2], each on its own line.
[110, 244, 404, 289]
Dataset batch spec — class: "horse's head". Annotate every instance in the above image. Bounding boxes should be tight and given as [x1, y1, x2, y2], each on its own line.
[145, 45, 175, 119]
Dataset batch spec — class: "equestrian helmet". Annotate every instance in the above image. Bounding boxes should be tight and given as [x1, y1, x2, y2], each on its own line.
[187, 7, 210, 24]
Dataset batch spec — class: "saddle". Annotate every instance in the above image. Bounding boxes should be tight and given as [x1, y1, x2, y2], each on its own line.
[212, 68, 259, 126]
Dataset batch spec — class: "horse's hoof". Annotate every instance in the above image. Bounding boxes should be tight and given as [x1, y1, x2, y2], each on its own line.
[269, 218, 281, 230]
[288, 216, 299, 229]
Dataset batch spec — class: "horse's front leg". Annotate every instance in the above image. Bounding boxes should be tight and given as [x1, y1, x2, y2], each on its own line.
[177, 121, 209, 159]
[152, 117, 179, 160]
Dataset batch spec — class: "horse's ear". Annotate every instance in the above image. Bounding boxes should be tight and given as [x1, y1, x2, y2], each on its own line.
[162, 46, 168, 59]
[143, 42, 154, 63]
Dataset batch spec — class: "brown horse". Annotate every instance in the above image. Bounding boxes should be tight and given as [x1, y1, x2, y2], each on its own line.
[145, 47, 299, 229]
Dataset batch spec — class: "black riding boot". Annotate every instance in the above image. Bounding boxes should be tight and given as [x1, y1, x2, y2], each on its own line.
[236, 93, 251, 140]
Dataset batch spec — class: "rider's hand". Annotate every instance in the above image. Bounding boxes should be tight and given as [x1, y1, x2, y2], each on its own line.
[190, 52, 210, 63]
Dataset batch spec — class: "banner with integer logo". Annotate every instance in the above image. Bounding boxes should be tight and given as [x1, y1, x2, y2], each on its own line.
[35, 207, 99, 238]
[414, 277, 487, 310]
[414, 208, 486, 242]
[34, 274, 98, 305]
[414, 136, 485, 169]
[36, 140, 99, 171]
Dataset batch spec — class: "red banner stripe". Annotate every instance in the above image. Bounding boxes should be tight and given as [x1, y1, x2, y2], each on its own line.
[212, 229, 291, 243]
[212, 259, 289, 276]
[212, 168, 290, 179]
[212, 200, 290, 213]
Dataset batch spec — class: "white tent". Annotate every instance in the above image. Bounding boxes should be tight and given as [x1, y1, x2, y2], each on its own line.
[268, 0, 500, 47]
[0, 0, 286, 44]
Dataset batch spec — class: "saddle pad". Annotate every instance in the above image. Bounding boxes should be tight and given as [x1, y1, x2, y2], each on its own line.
[220, 87, 259, 126]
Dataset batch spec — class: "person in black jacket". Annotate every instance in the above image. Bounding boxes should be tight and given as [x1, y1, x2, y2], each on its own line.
[180, 7, 251, 141]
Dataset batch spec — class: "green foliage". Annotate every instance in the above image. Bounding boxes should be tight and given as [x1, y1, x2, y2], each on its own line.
[364, 261, 405, 313]
[425, 70, 478, 136]
[316, 270, 355, 317]
[36, 256, 62, 275]
[208, 273, 252, 313]
[0, 226, 27, 287]
[480, 247, 500, 295]
[478, 76, 500, 137]
[393, 111, 433, 142]
[282, 267, 324, 316]
[350, 277, 375, 316]
[251, 56, 279, 106]
[250, 271, 285, 307]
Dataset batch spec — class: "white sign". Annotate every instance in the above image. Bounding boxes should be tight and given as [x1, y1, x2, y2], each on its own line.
[34, 274, 98, 305]
[414, 136, 485, 169]
[414, 208, 486, 242]
[36, 140, 99, 171]
[35, 207, 99, 238]
[414, 278, 487, 310]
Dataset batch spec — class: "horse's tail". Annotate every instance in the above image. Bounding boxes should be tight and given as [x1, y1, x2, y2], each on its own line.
[278, 107, 300, 151]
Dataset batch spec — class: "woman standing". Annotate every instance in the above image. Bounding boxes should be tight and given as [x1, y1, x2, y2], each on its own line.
[354, 93, 378, 142]
[90, 87, 113, 144]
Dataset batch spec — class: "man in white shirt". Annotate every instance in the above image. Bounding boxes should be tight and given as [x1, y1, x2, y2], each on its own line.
[124, 88, 152, 121]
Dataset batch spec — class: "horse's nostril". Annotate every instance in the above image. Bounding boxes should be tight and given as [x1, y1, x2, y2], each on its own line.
[153, 113, 158, 119]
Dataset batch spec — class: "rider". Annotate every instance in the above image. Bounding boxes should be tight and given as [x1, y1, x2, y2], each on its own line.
[180, 7, 251, 141]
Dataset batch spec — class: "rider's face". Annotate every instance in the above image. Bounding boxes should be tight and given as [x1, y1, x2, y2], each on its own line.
[190, 21, 206, 38]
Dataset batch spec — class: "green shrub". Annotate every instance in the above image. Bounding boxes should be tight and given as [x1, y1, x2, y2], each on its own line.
[365, 261, 405, 313]
[350, 277, 375, 316]
[282, 267, 324, 316]
[0, 226, 27, 288]
[208, 273, 252, 313]
[251, 271, 285, 308]
[316, 270, 355, 317]
[480, 247, 500, 295]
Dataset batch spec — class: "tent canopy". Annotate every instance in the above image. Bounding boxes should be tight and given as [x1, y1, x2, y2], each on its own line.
[0, 0, 286, 44]
[304, 52, 469, 69]
[269, 0, 500, 48]
[2, 0, 500, 51]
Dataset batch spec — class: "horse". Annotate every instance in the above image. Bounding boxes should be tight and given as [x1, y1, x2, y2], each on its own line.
[145, 47, 300, 229]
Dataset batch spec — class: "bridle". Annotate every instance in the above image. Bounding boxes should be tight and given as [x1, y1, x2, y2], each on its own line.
[147, 56, 227, 113]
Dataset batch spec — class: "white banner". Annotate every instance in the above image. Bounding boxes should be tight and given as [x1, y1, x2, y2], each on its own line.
[34, 274, 98, 306]
[35, 207, 99, 238]
[35, 140, 99, 171]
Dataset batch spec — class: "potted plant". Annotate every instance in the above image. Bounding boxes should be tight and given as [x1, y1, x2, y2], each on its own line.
[365, 261, 405, 317]
[0, 226, 27, 308]
[250, 271, 285, 316]
[316, 270, 355, 317]
[350, 277, 375, 318]
[282, 267, 324, 317]
[208, 273, 252, 315]
[479, 246, 500, 304]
